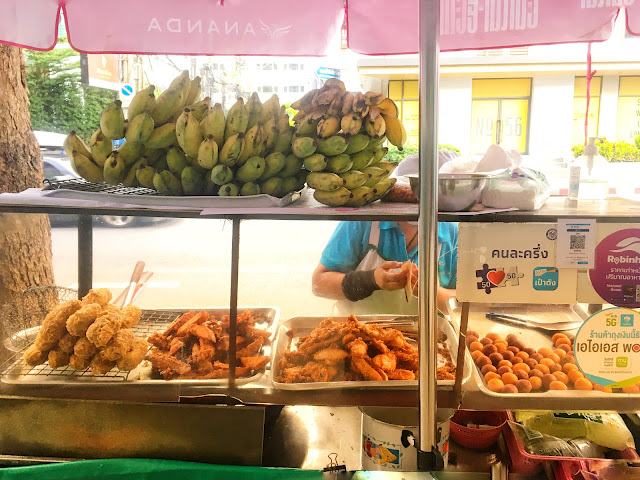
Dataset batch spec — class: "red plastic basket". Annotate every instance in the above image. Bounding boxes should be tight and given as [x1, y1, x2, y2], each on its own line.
[449, 410, 508, 450]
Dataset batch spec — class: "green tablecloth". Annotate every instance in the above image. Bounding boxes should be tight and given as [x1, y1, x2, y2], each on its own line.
[0, 459, 324, 479]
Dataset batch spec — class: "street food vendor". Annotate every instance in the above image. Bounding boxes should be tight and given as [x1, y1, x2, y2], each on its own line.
[312, 155, 458, 315]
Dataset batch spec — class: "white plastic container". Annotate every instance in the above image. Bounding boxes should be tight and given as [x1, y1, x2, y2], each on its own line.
[574, 137, 609, 200]
[360, 407, 453, 471]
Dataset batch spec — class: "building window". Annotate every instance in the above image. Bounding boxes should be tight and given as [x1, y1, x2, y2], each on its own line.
[257, 63, 277, 71]
[288, 86, 300, 93]
[470, 78, 531, 155]
[388, 80, 418, 144]
[572, 77, 601, 146]
[616, 76, 640, 143]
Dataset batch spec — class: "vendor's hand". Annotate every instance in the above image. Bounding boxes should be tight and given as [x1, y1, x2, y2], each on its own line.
[374, 261, 407, 291]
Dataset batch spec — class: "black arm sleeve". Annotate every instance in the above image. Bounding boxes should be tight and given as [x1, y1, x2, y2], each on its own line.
[341, 269, 381, 302]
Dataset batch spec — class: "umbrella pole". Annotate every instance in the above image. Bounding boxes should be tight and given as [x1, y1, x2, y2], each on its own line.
[417, 0, 442, 471]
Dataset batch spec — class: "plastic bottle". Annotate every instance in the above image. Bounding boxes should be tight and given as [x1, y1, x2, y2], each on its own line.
[574, 137, 609, 200]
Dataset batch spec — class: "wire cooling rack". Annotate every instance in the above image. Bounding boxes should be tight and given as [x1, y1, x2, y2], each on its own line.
[44, 178, 158, 196]
[0, 308, 276, 384]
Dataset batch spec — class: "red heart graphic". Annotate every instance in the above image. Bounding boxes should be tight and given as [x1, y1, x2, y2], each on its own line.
[487, 270, 505, 286]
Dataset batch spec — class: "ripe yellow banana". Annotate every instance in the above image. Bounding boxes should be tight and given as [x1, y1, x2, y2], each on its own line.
[246, 92, 263, 130]
[200, 103, 226, 147]
[127, 84, 156, 122]
[196, 135, 219, 170]
[146, 123, 177, 149]
[100, 101, 126, 140]
[172, 97, 210, 123]
[382, 114, 407, 149]
[152, 73, 189, 125]
[363, 166, 389, 188]
[378, 98, 399, 118]
[370, 177, 397, 202]
[64, 131, 92, 160]
[136, 165, 156, 189]
[260, 94, 280, 123]
[103, 151, 126, 185]
[339, 170, 369, 189]
[218, 132, 245, 167]
[125, 112, 155, 144]
[306, 172, 346, 192]
[122, 158, 148, 187]
[89, 128, 112, 167]
[183, 76, 202, 106]
[345, 186, 376, 207]
[70, 150, 103, 183]
[364, 114, 386, 138]
[176, 109, 203, 158]
[317, 115, 340, 139]
[225, 98, 249, 142]
[313, 186, 353, 207]
[261, 116, 279, 153]
[341, 114, 363, 136]
[117, 141, 145, 167]
[238, 123, 263, 165]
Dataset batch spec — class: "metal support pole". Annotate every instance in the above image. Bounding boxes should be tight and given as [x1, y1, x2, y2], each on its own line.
[417, 0, 442, 471]
[228, 218, 241, 389]
[77, 214, 93, 299]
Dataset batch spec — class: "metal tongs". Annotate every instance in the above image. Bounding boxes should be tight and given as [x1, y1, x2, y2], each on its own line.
[113, 261, 153, 308]
[485, 312, 584, 332]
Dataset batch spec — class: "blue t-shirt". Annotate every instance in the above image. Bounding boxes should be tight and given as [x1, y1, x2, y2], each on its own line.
[319, 221, 458, 289]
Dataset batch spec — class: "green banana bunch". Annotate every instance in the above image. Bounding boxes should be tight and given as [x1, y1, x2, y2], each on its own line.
[325, 154, 352, 174]
[224, 98, 249, 142]
[236, 156, 266, 183]
[100, 101, 126, 140]
[219, 182, 240, 196]
[303, 153, 327, 172]
[376, 160, 398, 176]
[341, 113, 363, 136]
[313, 187, 353, 207]
[136, 165, 156, 189]
[292, 137, 318, 158]
[125, 112, 155, 144]
[279, 154, 303, 178]
[345, 186, 376, 207]
[210, 164, 234, 185]
[369, 177, 397, 202]
[176, 109, 203, 158]
[218, 133, 245, 167]
[197, 135, 219, 170]
[367, 135, 386, 150]
[238, 123, 263, 165]
[306, 172, 346, 192]
[295, 116, 318, 136]
[89, 128, 112, 167]
[153, 169, 183, 195]
[146, 123, 177, 149]
[316, 135, 348, 156]
[295, 170, 309, 191]
[181, 166, 205, 195]
[240, 181, 261, 196]
[152, 71, 189, 125]
[203, 177, 220, 196]
[143, 147, 165, 165]
[70, 150, 103, 183]
[246, 92, 263, 130]
[344, 133, 371, 154]
[122, 158, 148, 187]
[166, 145, 189, 176]
[258, 152, 286, 182]
[362, 166, 389, 188]
[260, 177, 283, 197]
[368, 146, 389, 166]
[339, 170, 369, 189]
[64, 131, 92, 160]
[173, 97, 210, 123]
[279, 176, 298, 195]
[127, 84, 156, 121]
[260, 94, 280, 123]
[351, 149, 375, 170]
[317, 115, 340, 138]
[200, 103, 226, 147]
[103, 152, 126, 185]
[183, 76, 202, 107]
[117, 141, 145, 167]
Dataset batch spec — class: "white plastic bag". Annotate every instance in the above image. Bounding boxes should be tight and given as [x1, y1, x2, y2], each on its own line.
[481, 166, 551, 211]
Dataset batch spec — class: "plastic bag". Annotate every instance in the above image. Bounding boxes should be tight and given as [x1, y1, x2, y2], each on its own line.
[516, 412, 635, 451]
[481, 166, 551, 211]
[509, 421, 581, 457]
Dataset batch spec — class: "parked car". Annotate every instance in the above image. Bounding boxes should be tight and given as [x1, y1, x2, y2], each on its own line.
[37, 131, 172, 228]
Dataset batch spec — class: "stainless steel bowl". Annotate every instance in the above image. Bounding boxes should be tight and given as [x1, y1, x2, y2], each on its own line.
[406, 173, 494, 212]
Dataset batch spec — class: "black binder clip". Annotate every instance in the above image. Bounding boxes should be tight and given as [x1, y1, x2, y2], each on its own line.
[323, 453, 346, 473]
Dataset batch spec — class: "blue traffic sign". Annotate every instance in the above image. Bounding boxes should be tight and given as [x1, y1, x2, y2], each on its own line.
[316, 67, 340, 80]
[121, 84, 134, 96]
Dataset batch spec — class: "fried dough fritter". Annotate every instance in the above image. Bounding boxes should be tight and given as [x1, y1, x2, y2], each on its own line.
[34, 300, 82, 351]
[120, 305, 142, 329]
[66, 303, 103, 337]
[81, 288, 112, 307]
[116, 338, 148, 371]
[47, 348, 71, 369]
[69, 354, 92, 370]
[23, 344, 47, 366]
[102, 329, 137, 361]
[86, 315, 120, 348]
[73, 337, 97, 358]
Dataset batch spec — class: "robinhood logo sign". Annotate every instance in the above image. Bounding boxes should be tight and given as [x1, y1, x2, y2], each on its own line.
[147, 18, 293, 38]
[607, 237, 640, 265]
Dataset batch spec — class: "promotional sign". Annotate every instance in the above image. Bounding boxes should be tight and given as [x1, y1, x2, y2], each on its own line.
[84, 53, 121, 91]
[588, 228, 640, 308]
[574, 307, 640, 389]
[457, 223, 577, 304]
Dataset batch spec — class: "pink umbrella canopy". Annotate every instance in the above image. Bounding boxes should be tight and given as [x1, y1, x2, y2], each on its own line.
[0, 0, 638, 55]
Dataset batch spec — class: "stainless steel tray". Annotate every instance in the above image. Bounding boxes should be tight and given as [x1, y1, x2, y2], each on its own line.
[1, 306, 278, 386]
[271, 315, 470, 390]
[447, 299, 633, 399]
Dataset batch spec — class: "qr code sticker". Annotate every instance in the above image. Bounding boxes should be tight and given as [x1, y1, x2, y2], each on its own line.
[570, 234, 586, 250]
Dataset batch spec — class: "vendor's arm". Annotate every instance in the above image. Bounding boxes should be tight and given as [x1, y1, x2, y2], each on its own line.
[312, 261, 407, 300]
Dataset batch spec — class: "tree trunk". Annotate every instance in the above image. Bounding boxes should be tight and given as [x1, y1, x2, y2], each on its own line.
[0, 45, 55, 315]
